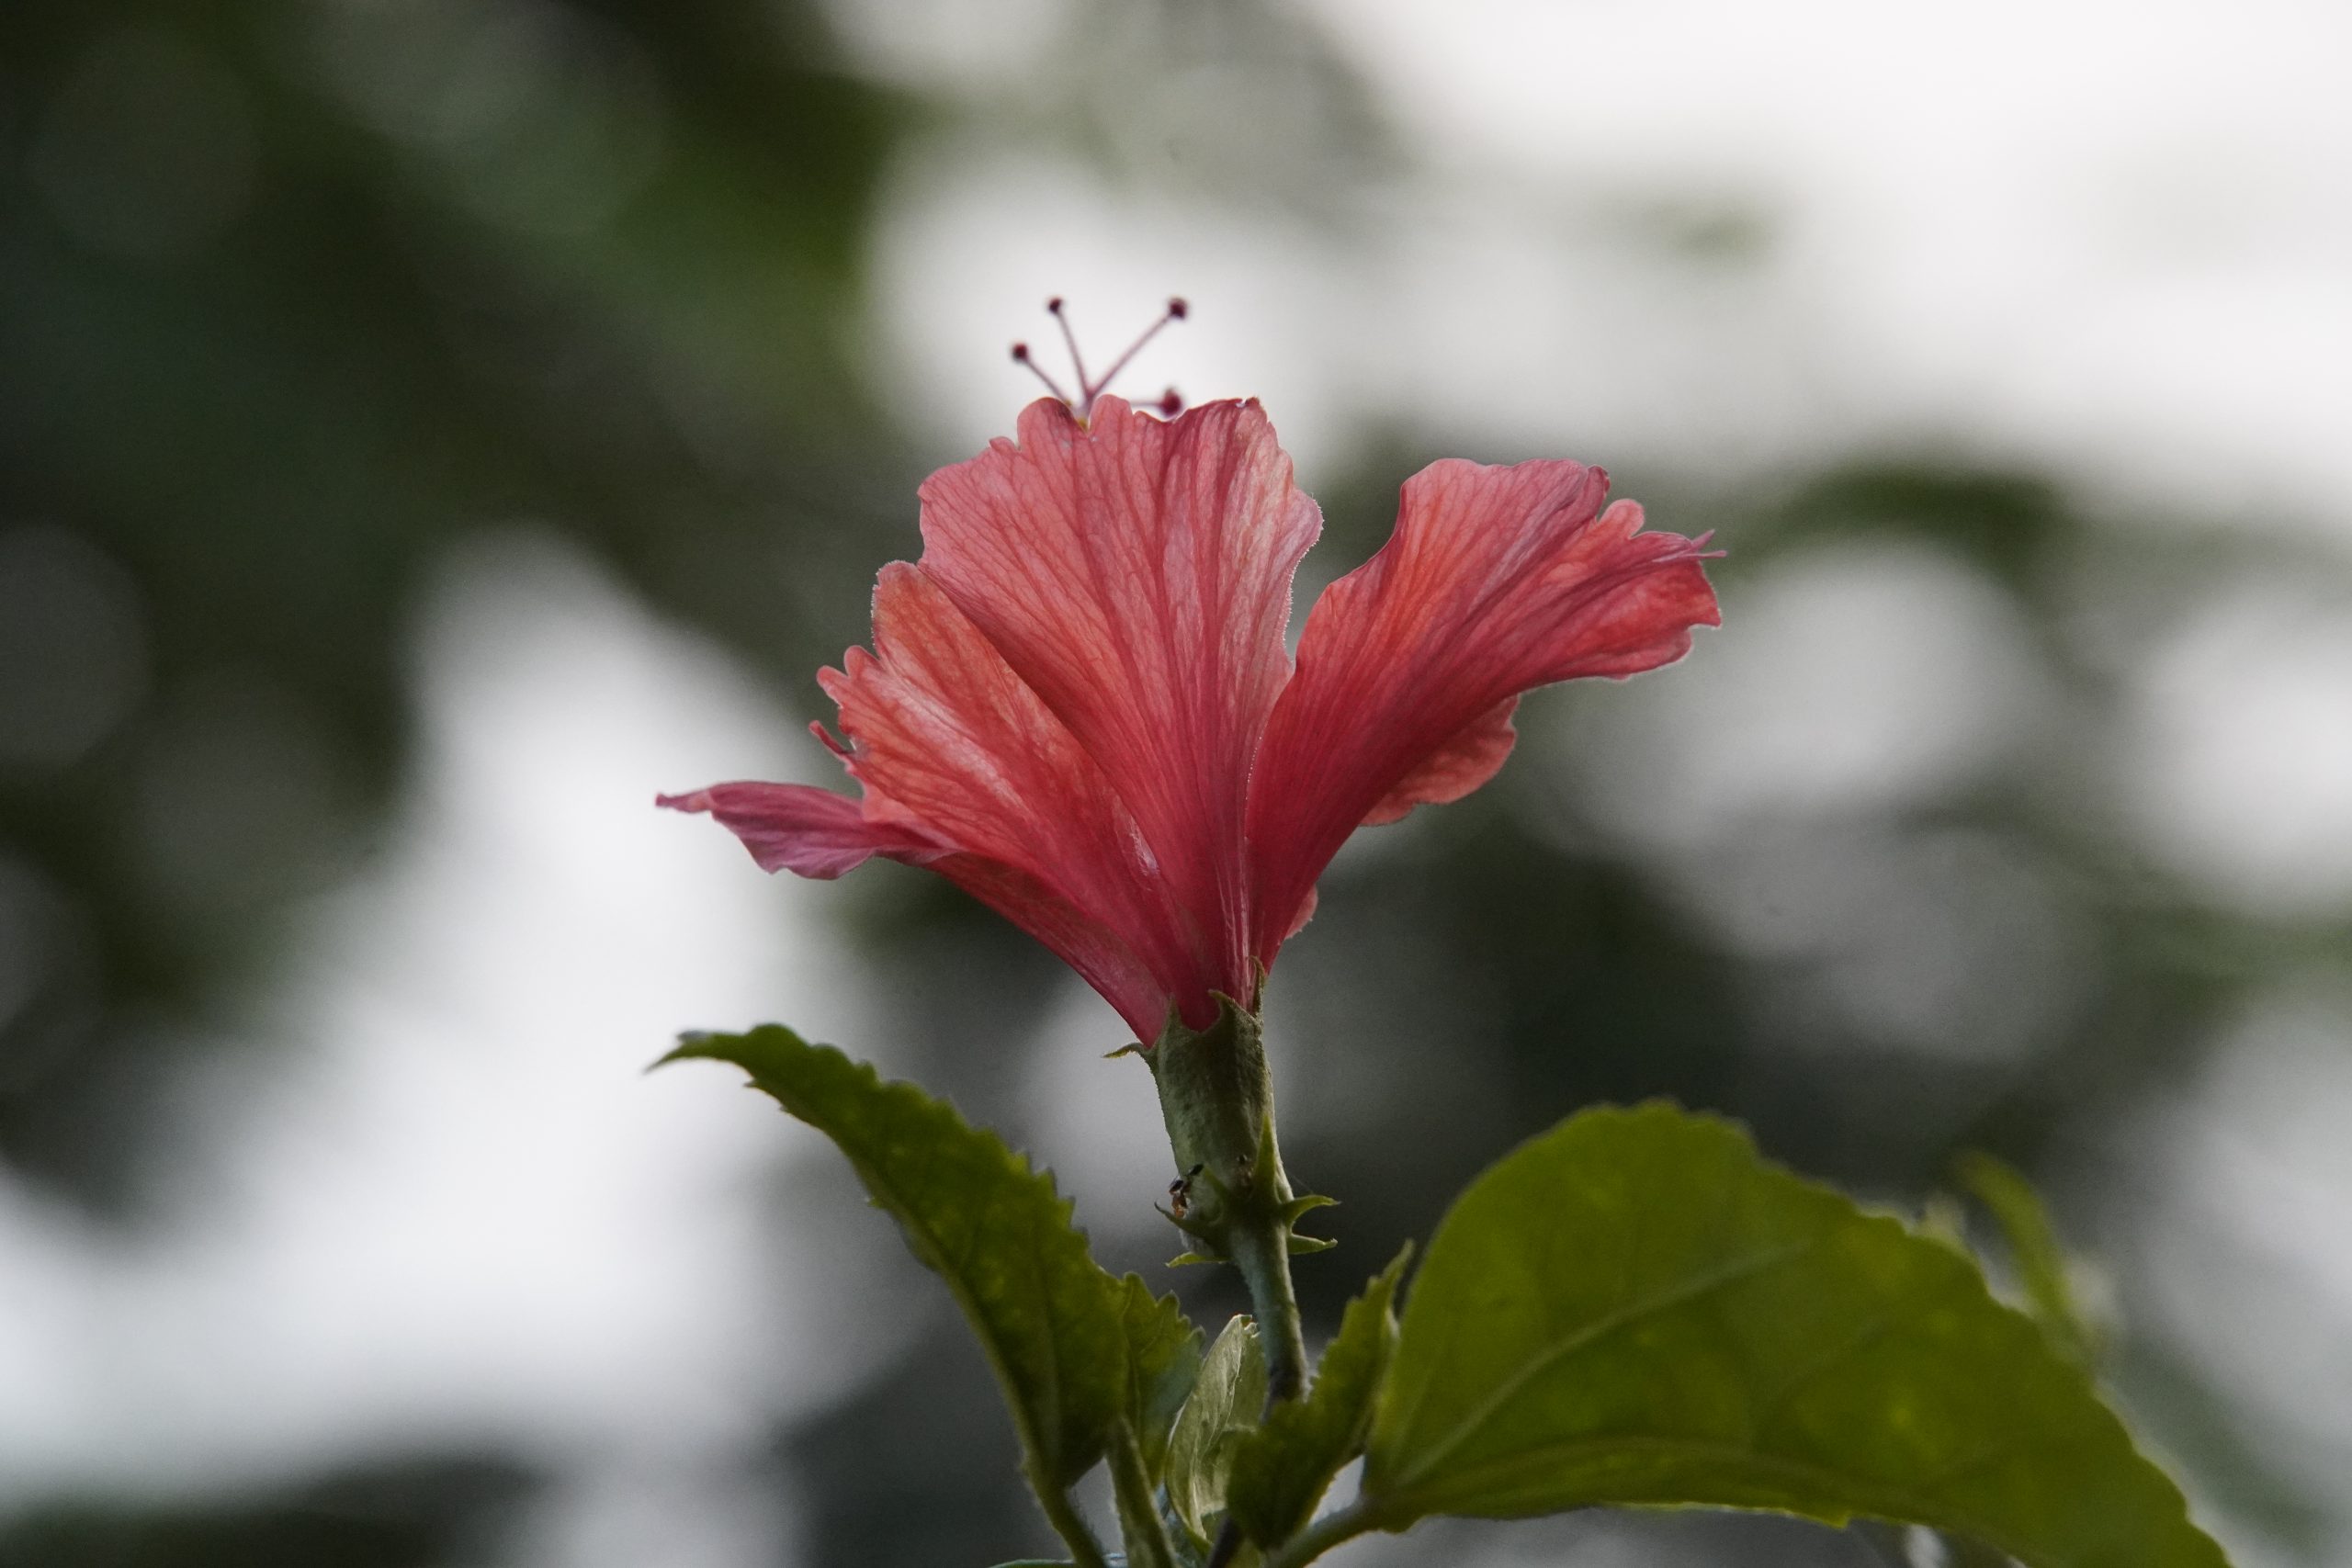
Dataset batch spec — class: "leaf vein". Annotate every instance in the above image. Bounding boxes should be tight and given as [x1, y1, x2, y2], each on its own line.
[1388, 1235, 1815, 1493]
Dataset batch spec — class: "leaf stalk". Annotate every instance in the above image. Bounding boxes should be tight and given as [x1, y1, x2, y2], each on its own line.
[1258, 1496, 1384, 1568]
[1028, 1461, 1112, 1568]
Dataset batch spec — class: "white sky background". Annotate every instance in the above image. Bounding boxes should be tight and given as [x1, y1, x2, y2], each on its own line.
[866, 0, 2352, 531]
[2, 1, 2349, 1564]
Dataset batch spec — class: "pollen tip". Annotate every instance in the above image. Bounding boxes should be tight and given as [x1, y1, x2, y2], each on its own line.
[1010, 342, 1030, 361]
[1167, 296, 1188, 319]
[1046, 296, 1066, 314]
[1155, 387, 1183, 416]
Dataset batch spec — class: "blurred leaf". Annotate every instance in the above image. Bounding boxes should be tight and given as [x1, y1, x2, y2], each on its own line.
[1227, 1246, 1410, 1548]
[1359, 1103, 2227, 1568]
[1164, 1315, 1266, 1549]
[665, 1027, 1171, 1499]
[1955, 1152, 2102, 1366]
[1748, 464, 2067, 595]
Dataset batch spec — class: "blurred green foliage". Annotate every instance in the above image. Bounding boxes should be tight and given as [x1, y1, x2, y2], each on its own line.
[0, 0, 906, 1203]
[0, 1454, 534, 1568]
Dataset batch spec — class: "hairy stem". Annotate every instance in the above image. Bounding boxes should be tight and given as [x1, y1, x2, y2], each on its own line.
[1229, 1209, 1310, 1404]
[1202, 1210, 1312, 1568]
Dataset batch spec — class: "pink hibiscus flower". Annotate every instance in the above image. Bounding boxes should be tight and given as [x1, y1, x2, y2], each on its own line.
[662, 394, 1718, 1042]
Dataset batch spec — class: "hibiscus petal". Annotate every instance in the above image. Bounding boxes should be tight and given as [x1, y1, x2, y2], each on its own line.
[655, 782, 946, 878]
[1248, 459, 1720, 960]
[823, 559, 1213, 1029]
[915, 395, 1320, 998]
[1360, 696, 1521, 827]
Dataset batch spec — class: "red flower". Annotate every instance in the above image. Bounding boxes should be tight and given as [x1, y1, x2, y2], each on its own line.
[662, 396, 1718, 1041]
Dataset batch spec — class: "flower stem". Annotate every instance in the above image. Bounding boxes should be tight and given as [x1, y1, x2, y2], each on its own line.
[1149, 1000, 1320, 1568]
[1228, 1207, 1309, 1404]
[1144, 999, 1314, 1403]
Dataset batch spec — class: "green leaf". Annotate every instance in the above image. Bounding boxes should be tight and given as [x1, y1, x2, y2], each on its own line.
[1956, 1152, 2103, 1366]
[1227, 1246, 1411, 1548]
[1360, 1103, 2227, 1568]
[1165, 1315, 1267, 1548]
[1116, 1272, 1204, 1479]
[664, 1027, 1141, 1495]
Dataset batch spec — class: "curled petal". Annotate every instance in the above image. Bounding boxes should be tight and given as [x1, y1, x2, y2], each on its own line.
[659, 781, 1170, 1037]
[655, 783, 945, 878]
[915, 395, 1320, 1000]
[1248, 459, 1719, 960]
[1360, 696, 1521, 827]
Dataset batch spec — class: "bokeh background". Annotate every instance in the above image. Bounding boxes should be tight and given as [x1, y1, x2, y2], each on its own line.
[3, 1, 2349, 1563]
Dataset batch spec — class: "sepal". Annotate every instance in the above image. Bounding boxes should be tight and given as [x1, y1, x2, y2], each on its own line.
[1144, 999, 1295, 1232]
[1954, 1151, 2107, 1368]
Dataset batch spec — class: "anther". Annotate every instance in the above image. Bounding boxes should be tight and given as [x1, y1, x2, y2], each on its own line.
[1085, 298, 1186, 414]
[1008, 297, 1192, 418]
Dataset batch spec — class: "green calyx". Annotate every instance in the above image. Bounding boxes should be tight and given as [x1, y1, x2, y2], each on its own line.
[1145, 998, 1305, 1256]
